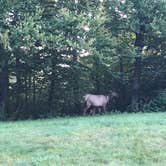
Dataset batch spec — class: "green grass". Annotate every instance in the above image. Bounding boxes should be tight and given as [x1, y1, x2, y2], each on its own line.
[0, 112, 166, 166]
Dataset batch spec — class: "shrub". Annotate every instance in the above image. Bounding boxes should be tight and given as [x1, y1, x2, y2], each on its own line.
[141, 90, 166, 112]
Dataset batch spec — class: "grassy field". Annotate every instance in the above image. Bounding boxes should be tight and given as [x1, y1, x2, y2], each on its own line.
[0, 112, 166, 166]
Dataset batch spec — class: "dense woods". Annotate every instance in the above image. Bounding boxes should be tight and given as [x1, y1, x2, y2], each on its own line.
[0, 0, 165, 120]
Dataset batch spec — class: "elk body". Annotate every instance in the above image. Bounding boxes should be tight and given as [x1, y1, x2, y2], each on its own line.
[83, 91, 118, 115]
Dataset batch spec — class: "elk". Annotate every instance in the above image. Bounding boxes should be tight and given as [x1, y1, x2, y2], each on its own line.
[83, 91, 118, 115]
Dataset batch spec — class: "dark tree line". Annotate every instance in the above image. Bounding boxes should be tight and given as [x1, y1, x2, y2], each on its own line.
[0, 0, 165, 120]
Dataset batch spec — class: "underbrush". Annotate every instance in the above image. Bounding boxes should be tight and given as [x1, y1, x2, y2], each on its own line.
[141, 90, 166, 112]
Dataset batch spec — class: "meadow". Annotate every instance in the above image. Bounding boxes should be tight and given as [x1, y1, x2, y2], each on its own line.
[0, 112, 166, 166]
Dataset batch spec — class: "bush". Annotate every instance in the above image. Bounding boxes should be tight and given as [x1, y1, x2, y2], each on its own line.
[141, 90, 166, 112]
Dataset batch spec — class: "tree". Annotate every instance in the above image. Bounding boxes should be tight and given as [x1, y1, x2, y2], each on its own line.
[104, 0, 166, 110]
[0, 0, 165, 119]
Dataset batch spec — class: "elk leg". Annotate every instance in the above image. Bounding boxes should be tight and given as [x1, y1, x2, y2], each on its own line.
[83, 105, 91, 115]
[98, 107, 102, 115]
[103, 105, 106, 114]
[90, 107, 95, 116]
[83, 108, 87, 115]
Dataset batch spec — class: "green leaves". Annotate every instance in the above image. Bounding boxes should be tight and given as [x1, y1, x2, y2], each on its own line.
[0, 0, 165, 118]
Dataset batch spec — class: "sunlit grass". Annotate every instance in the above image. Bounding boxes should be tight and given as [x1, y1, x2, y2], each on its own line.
[0, 112, 166, 166]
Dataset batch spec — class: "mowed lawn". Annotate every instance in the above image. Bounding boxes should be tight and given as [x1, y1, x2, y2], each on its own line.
[0, 112, 166, 166]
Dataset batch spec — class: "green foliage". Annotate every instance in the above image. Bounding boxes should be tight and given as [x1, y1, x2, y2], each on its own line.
[141, 90, 166, 112]
[0, 0, 165, 119]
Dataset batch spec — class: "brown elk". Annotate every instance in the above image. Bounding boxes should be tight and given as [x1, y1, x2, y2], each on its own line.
[83, 91, 118, 115]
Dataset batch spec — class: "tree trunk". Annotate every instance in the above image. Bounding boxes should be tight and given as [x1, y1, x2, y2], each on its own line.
[93, 56, 101, 94]
[28, 74, 31, 94]
[15, 53, 21, 111]
[119, 56, 125, 110]
[131, 57, 142, 109]
[24, 74, 28, 108]
[131, 25, 145, 110]
[48, 51, 57, 114]
[72, 49, 80, 113]
[0, 59, 9, 120]
[48, 75, 55, 113]
[33, 73, 36, 110]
